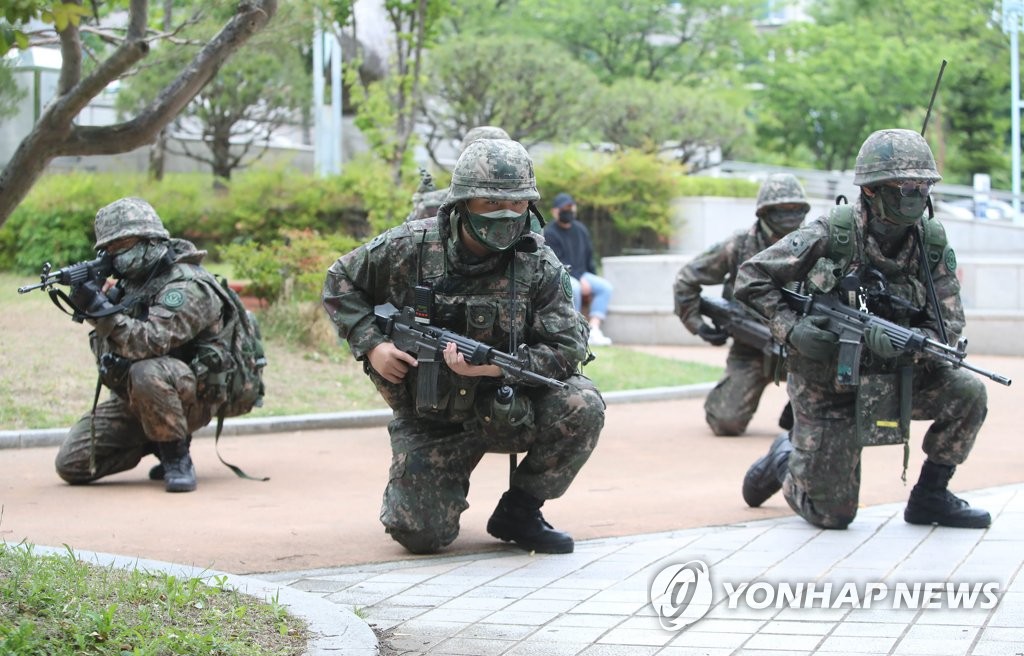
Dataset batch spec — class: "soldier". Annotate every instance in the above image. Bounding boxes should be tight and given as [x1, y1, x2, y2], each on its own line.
[323, 139, 605, 555]
[56, 197, 232, 493]
[408, 125, 511, 221]
[673, 173, 810, 436]
[736, 129, 990, 529]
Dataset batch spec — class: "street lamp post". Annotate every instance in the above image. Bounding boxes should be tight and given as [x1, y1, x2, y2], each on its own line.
[1003, 0, 1024, 224]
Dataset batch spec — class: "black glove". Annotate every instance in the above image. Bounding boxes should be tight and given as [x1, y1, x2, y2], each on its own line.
[69, 279, 114, 316]
[788, 315, 838, 362]
[864, 324, 905, 359]
[697, 322, 729, 346]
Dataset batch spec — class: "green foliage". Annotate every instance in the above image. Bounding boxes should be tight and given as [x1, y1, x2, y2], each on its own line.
[0, 166, 416, 274]
[0, 542, 307, 655]
[1, 2, 90, 53]
[677, 176, 760, 198]
[511, 0, 762, 84]
[590, 78, 753, 170]
[420, 35, 601, 148]
[583, 347, 722, 391]
[537, 148, 683, 256]
[221, 228, 359, 305]
[116, 3, 312, 181]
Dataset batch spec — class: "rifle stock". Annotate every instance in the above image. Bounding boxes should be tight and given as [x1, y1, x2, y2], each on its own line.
[780, 288, 1011, 387]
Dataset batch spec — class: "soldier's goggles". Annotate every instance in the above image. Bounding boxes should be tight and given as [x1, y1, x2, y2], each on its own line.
[885, 181, 934, 197]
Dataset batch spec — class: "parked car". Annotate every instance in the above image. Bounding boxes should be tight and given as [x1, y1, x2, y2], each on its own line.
[934, 198, 1017, 221]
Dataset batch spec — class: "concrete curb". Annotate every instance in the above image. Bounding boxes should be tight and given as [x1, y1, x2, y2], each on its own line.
[30, 545, 379, 656]
[0, 383, 716, 450]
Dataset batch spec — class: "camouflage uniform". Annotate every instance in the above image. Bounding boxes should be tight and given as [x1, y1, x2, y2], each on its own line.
[735, 132, 987, 529]
[55, 199, 228, 491]
[324, 140, 604, 554]
[674, 174, 808, 435]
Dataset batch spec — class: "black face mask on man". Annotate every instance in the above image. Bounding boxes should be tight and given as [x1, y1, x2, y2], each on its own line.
[557, 209, 575, 225]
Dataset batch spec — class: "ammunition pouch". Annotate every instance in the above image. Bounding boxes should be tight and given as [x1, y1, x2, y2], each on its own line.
[856, 368, 912, 447]
[190, 342, 233, 406]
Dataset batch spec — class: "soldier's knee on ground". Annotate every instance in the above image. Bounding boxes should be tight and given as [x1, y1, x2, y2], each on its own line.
[707, 412, 746, 436]
[387, 527, 455, 555]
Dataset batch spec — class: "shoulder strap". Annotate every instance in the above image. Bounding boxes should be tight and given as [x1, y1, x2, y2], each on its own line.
[920, 215, 948, 272]
[827, 204, 857, 268]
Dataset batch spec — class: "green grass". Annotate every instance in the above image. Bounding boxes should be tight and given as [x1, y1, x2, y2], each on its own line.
[0, 272, 721, 430]
[0, 543, 307, 655]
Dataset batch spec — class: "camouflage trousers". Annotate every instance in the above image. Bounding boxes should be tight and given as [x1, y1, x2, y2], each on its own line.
[55, 357, 213, 484]
[705, 343, 783, 436]
[381, 375, 605, 553]
[783, 360, 987, 529]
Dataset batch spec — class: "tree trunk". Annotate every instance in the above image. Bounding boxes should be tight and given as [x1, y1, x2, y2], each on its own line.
[0, 0, 278, 228]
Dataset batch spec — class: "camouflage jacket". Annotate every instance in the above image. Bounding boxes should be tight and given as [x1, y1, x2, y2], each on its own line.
[322, 208, 586, 420]
[674, 222, 774, 334]
[734, 197, 964, 377]
[90, 239, 227, 369]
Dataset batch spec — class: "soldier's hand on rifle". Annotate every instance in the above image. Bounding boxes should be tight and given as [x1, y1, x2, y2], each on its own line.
[865, 324, 905, 360]
[69, 279, 114, 317]
[368, 341, 418, 383]
[443, 342, 502, 378]
[697, 322, 729, 346]
[788, 316, 838, 362]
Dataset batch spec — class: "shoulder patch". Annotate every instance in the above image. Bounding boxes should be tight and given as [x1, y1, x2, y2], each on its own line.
[159, 289, 186, 309]
[560, 269, 573, 302]
[786, 233, 811, 258]
[944, 246, 957, 274]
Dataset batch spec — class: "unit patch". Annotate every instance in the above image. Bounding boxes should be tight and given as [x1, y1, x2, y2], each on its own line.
[944, 246, 957, 274]
[561, 269, 573, 302]
[159, 289, 186, 309]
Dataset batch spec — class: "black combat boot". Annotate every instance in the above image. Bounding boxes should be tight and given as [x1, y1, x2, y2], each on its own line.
[742, 432, 793, 508]
[904, 460, 990, 528]
[157, 439, 197, 493]
[778, 402, 794, 431]
[486, 488, 574, 554]
[148, 435, 191, 482]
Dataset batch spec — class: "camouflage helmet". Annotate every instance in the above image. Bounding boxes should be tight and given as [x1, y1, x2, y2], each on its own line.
[458, 125, 511, 155]
[755, 173, 811, 217]
[94, 197, 170, 250]
[853, 129, 942, 187]
[447, 139, 541, 204]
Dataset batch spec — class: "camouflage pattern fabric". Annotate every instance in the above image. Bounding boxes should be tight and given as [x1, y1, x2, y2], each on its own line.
[755, 173, 811, 216]
[322, 208, 604, 552]
[55, 238, 227, 484]
[674, 222, 785, 435]
[93, 197, 170, 249]
[447, 140, 540, 204]
[407, 126, 512, 222]
[853, 129, 942, 187]
[735, 196, 987, 529]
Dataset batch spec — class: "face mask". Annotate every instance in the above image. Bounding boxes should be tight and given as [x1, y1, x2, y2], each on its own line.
[876, 184, 928, 225]
[112, 241, 166, 280]
[557, 209, 575, 225]
[464, 207, 528, 252]
[759, 208, 806, 237]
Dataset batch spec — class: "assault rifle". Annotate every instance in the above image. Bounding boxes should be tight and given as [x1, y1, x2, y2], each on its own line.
[374, 303, 566, 409]
[17, 253, 116, 322]
[780, 287, 1011, 387]
[699, 295, 782, 360]
[17, 253, 112, 294]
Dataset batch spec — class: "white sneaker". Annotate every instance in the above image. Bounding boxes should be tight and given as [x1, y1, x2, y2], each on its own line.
[589, 326, 612, 346]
